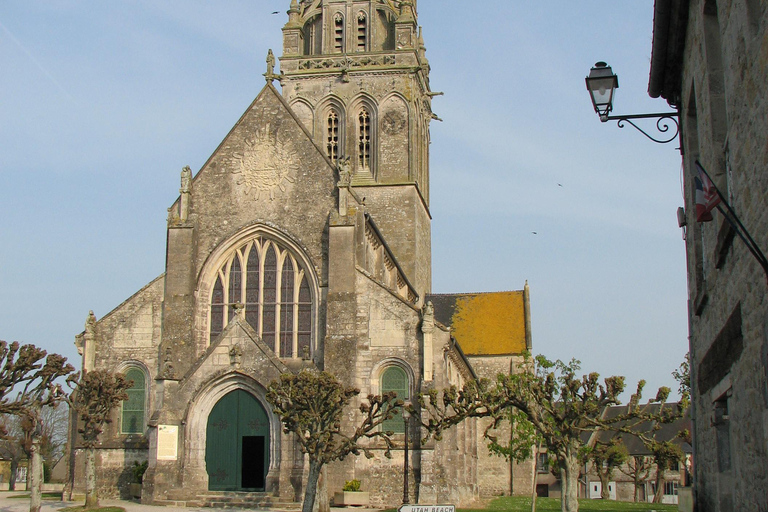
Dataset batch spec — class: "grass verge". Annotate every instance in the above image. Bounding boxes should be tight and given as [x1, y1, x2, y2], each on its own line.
[384, 496, 678, 512]
[59, 507, 126, 512]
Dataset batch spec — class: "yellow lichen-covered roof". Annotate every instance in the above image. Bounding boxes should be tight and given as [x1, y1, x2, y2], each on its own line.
[426, 291, 529, 356]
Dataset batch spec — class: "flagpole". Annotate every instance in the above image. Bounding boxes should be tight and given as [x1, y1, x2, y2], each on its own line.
[715, 204, 768, 273]
[695, 160, 768, 282]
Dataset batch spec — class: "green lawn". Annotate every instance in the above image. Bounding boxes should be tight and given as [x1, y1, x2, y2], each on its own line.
[480, 496, 677, 511]
[384, 497, 677, 512]
[6, 492, 64, 500]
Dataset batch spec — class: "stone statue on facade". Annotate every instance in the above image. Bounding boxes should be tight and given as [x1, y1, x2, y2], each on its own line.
[264, 49, 277, 82]
[337, 156, 351, 186]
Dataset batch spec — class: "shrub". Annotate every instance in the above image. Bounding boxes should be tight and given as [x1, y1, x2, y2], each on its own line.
[342, 479, 361, 492]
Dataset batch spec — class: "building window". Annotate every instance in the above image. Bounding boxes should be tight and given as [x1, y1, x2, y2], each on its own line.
[537, 452, 549, 473]
[381, 366, 409, 433]
[334, 13, 344, 53]
[209, 236, 314, 359]
[356, 12, 367, 51]
[327, 110, 340, 163]
[664, 481, 679, 496]
[121, 367, 146, 434]
[303, 15, 322, 55]
[358, 108, 371, 170]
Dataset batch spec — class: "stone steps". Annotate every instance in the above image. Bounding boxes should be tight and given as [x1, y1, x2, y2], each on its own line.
[197, 491, 302, 510]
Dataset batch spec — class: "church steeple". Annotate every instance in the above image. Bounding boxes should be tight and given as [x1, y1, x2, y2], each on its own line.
[279, 0, 432, 191]
[279, 0, 435, 296]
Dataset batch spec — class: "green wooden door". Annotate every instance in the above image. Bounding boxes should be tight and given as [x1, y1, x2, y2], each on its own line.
[206, 390, 270, 491]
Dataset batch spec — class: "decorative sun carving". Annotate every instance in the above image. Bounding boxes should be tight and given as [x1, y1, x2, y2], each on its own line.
[232, 124, 298, 200]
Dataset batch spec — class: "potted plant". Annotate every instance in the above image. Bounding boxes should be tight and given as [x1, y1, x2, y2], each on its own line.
[334, 479, 370, 507]
[129, 460, 148, 499]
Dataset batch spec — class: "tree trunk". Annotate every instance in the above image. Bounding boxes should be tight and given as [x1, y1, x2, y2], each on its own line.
[9, 458, 18, 491]
[531, 443, 540, 512]
[84, 447, 99, 509]
[29, 436, 42, 512]
[302, 460, 322, 512]
[559, 454, 580, 512]
[653, 468, 664, 504]
[598, 470, 609, 500]
[313, 466, 329, 512]
[633, 475, 639, 502]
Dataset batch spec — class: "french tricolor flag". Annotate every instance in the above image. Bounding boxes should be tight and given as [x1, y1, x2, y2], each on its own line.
[694, 161, 721, 222]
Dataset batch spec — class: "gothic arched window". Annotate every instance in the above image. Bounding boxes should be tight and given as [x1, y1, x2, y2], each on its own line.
[356, 12, 367, 52]
[209, 236, 314, 359]
[358, 108, 371, 170]
[333, 13, 345, 53]
[327, 110, 340, 163]
[304, 15, 322, 55]
[121, 367, 146, 434]
[381, 366, 409, 433]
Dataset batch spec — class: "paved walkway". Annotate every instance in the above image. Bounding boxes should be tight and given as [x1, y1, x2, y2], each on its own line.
[0, 492, 380, 512]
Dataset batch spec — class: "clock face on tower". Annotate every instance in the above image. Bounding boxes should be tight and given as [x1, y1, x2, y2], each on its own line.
[382, 110, 406, 135]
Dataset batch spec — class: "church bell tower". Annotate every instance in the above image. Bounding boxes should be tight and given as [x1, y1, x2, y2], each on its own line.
[279, 0, 434, 295]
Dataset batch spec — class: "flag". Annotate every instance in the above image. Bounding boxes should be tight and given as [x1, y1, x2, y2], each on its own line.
[694, 161, 721, 222]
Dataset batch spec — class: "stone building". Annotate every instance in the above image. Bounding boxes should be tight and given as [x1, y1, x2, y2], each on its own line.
[68, 1, 533, 507]
[648, 0, 768, 510]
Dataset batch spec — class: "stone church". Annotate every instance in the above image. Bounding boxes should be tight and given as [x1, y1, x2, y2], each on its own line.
[69, 0, 533, 507]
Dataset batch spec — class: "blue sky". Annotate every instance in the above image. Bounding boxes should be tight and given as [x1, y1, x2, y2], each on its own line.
[0, 1, 688, 400]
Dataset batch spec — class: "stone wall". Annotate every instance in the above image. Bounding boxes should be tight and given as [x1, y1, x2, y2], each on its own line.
[673, 1, 768, 510]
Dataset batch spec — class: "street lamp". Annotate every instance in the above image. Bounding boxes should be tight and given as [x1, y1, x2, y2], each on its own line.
[402, 406, 411, 505]
[585, 61, 619, 121]
[585, 61, 680, 146]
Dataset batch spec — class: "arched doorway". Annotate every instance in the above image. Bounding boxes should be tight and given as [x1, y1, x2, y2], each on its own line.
[205, 389, 270, 491]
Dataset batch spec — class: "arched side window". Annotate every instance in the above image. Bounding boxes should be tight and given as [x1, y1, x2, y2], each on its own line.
[358, 108, 372, 170]
[304, 15, 322, 55]
[121, 367, 146, 434]
[209, 236, 314, 359]
[380, 366, 409, 433]
[327, 110, 340, 163]
[356, 12, 367, 52]
[333, 13, 345, 53]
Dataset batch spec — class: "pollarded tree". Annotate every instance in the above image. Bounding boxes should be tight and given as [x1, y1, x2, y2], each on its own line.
[0, 340, 76, 512]
[647, 440, 684, 503]
[618, 455, 653, 502]
[71, 370, 131, 509]
[266, 369, 402, 512]
[586, 438, 628, 500]
[418, 354, 681, 512]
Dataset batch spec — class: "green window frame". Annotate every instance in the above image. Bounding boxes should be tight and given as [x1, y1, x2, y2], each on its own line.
[381, 366, 409, 434]
[121, 368, 146, 434]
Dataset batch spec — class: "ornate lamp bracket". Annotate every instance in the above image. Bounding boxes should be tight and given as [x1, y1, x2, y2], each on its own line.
[603, 111, 680, 146]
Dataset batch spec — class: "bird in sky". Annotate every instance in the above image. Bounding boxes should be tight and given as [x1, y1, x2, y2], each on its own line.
[272, 11, 279, 15]
[557, 183, 563, 187]
[531, 231, 538, 235]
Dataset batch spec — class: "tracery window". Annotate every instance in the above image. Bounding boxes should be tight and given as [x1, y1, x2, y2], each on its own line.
[327, 110, 340, 163]
[357, 12, 367, 51]
[304, 15, 322, 55]
[334, 13, 345, 53]
[381, 366, 409, 433]
[121, 367, 146, 434]
[358, 108, 371, 170]
[210, 236, 314, 359]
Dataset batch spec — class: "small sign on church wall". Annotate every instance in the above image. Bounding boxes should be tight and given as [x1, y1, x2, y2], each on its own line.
[399, 505, 455, 512]
[157, 425, 179, 461]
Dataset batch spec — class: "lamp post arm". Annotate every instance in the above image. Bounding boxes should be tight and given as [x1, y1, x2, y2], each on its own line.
[601, 112, 680, 145]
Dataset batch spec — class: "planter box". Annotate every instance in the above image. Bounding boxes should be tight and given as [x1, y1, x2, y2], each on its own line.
[129, 483, 142, 499]
[333, 491, 369, 507]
